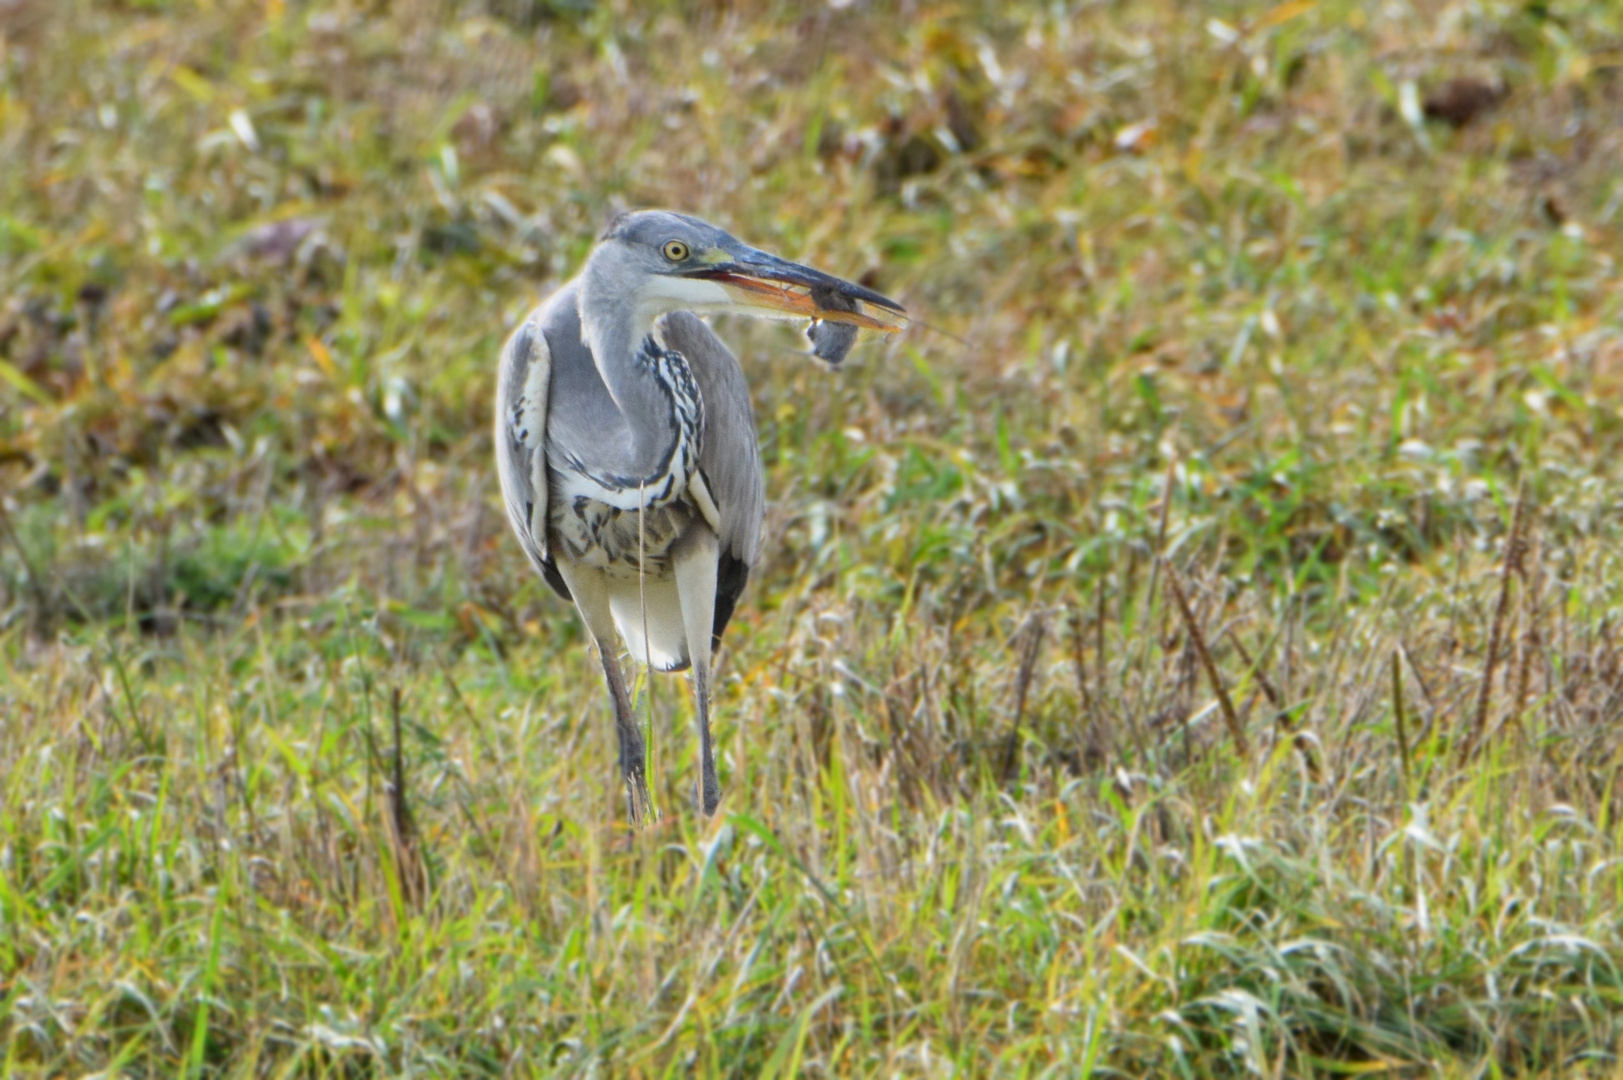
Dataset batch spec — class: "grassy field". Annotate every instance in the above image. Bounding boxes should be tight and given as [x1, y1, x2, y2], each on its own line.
[4, 0, 1623, 1074]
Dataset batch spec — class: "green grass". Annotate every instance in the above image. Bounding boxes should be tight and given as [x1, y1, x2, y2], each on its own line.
[4, 0, 1623, 1074]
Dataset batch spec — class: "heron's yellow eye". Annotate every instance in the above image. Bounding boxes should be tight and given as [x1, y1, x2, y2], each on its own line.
[662, 240, 689, 262]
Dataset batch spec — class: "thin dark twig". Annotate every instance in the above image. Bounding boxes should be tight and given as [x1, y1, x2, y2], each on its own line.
[1231, 629, 1321, 778]
[1392, 651, 1411, 805]
[1067, 606, 1110, 767]
[386, 687, 425, 909]
[1094, 573, 1107, 682]
[1126, 458, 1179, 761]
[1510, 526, 1541, 740]
[1000, 612, 1046, 785]
[1461, 484, 1529, 762]
[1164, 561, 1249, 758]
[1228, 632, 1282, 711]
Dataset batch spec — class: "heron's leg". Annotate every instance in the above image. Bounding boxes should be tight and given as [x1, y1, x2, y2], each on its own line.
[556, 562, 652, 825]
[674, 527, 722, 816]
[598, 647, 653, 824]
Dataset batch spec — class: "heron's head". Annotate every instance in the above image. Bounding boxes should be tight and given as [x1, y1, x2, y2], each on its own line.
[585, 210, 907, 335]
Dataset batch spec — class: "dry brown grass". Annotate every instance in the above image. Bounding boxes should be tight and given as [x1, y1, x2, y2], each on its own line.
[3, 0, 1623, 1074]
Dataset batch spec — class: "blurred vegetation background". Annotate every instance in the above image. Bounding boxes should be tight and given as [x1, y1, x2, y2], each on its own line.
[3, 0, 1623, 1075]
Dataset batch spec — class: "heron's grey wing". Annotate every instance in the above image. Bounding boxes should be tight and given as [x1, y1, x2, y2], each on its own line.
[657, 312, 763, 642]
[494, 313, 571, 601]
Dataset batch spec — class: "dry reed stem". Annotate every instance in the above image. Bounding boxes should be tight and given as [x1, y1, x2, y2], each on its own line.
[1392, 651, 1411, 804]
[999, 611, 1046, 785]
[1228, 631, 1282, 713]
[1461, 484, 1530, 762]
[1231, 630, 1322, 778]
[386, 687, 427, 909]
[1067, 606, 1111, 767]
[1128, 458, 1180, 745]
[1511, 527, 1541, 739]
[1164, 560, 1249, 758]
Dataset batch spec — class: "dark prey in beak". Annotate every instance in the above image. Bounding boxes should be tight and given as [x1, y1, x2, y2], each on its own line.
[806, 283, 861, 367]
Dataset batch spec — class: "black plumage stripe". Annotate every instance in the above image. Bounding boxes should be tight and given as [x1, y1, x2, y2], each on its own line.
[539, 555, 571, 602]
[711, 551, 751, 647]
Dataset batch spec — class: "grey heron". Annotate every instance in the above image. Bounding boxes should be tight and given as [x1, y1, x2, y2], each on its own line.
[494, 210, 906, 824]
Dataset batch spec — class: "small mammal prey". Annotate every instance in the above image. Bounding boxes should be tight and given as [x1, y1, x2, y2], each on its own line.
[494, 210, 906, 824]
[806, 283, 862, 367]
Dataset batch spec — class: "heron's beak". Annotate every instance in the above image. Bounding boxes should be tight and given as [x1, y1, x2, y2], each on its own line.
[691, 248, 908, 332]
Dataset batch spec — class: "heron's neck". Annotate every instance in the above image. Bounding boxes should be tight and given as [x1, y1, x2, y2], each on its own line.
[576, 285, 687, 477]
